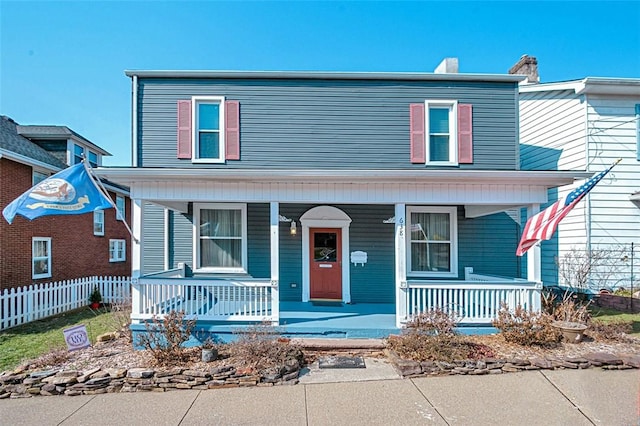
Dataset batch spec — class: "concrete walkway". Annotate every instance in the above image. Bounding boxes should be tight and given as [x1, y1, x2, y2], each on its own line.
[1, 366, 638, 425]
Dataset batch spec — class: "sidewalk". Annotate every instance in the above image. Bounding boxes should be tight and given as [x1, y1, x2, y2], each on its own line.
[1, 363, 638, 425]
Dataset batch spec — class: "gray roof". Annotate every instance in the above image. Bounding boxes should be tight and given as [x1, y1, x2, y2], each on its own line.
[0, 116, 67, 169]
[124, 69, 525, 83]
[16, 124, 111, 156]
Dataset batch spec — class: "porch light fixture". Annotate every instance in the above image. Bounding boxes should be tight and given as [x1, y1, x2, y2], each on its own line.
[290, 221, 297, 235]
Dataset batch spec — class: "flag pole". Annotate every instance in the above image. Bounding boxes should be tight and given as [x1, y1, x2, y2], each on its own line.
[82, 159, 139, 244]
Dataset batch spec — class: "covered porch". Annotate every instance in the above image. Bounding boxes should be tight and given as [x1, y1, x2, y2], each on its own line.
[96, 167, 590, 337]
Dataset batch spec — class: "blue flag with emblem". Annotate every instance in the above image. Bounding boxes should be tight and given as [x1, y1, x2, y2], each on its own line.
[2, 162, 114, 224]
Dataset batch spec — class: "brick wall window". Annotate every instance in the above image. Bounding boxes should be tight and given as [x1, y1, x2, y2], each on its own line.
[116, 195, 125, 221]
[94, 210, 105, 236]
[109, 239, 126, 262]
[32, 237, 52, 279]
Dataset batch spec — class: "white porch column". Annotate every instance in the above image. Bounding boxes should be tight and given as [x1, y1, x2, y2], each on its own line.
[131, 198, 144, 324]
[270, 202, 280, 325]
[526, 203, 542, 311]
[395, 203, 407, 328]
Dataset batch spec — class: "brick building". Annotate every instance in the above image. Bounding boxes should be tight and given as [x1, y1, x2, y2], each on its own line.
[0, 116, 131, 290]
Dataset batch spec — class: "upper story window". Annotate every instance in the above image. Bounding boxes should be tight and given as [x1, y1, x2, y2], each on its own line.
[194, 203, 247, 273]
[32, 170, 48, 186]
[116, 195, 125, 221]
[410, 101, 473, 166]
[193, 97, 225, 163]
[73, 144, 84, 165]
[32, 237, 52, 279]
[177, 98, 240, 162]
[94, 210, 105, 236]
[88, 151, 98, 168]
[406, 206, 457, 277]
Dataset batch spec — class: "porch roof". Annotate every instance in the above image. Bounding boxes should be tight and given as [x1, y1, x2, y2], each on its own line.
[95, 167, 591, 188]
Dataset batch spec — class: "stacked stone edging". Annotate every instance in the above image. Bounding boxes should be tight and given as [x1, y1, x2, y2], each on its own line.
[386, 350, 640, 377]
[0, 360, 302, 399]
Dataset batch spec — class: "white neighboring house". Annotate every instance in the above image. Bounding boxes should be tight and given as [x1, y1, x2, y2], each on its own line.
[518, 75, 640, 291]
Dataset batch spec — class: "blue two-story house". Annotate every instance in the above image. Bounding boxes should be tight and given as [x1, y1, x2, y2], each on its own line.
[97, 61, 589, 339]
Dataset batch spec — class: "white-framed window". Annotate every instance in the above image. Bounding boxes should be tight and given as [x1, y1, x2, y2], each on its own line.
[73, 144, 85, 165]
[425, 100, 458, 165]
[94, 210, 105, 236]
[32, 169, 48, 186]
[194, 203, 247, 273]
[88, 151, 98, 168]
[116, 195, 125, 221]
[407, 206, 458, 277]
[109, 239, 126, 262]
[192, 96, 225, 163]
[32, 237, 52, 279]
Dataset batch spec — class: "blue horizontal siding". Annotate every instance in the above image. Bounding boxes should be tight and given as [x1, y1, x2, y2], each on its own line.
[137, 78, 518, 170]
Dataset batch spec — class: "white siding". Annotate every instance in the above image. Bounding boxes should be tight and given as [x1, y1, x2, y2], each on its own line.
[586, 95, 640, 246]
[520, 86, 640, 289]
[520, 90, 586, 171]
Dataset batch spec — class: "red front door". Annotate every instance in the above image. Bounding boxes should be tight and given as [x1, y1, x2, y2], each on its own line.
[310, 228, 342, 300]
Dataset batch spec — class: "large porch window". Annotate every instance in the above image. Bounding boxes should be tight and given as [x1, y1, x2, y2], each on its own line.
[407, 206, 457, 277]
[194, 203, 247, 273]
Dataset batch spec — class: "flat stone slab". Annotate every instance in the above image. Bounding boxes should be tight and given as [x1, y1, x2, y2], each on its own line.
[318, 356, 366, 369]
[292, 338, 385, 350]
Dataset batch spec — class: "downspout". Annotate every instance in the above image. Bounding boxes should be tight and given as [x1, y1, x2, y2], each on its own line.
[132, 75, 138, 167]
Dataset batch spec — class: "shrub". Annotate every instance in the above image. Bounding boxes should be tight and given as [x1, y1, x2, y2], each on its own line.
[588, 320, 634, 342]
[388, 309, 496, 362]
[136, 311, 196, 366]
[492, 303, 561, 347]
[89, 286, 102, 304]
[228, 322, 303, 373]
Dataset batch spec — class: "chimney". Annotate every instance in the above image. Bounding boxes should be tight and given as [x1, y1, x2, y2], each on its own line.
[434, 57, 459, 74]
[509, 55, 539, 84]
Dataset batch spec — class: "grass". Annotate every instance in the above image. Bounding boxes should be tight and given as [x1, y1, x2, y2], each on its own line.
[0, 306, 126, 372]
[590, 306, 640, 336]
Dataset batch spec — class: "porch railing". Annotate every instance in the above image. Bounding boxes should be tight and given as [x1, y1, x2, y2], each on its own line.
[403, 268, 541, 325]
[131, 271, 277, 324]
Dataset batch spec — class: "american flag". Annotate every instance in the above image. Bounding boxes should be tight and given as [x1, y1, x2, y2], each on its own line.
[516, 159, 621, 256]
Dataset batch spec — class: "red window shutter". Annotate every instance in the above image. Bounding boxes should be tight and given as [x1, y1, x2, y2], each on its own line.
[410, 103, 425, 163]
[225, 100, 240, 160]
[177, 100, 192, 159]
[458, 103, 473, 164]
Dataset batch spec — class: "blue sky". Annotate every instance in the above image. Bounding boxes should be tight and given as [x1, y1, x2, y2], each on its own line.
[1, 1, 639, 166]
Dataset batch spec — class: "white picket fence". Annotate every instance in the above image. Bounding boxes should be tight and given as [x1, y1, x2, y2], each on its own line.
[0, 276, 131, 330]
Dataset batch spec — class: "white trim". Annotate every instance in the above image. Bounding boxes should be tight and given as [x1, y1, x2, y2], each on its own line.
[32, 237, 52, 279]
[300, 206, 352, 303]
[406, 205, 458, 278]
[95, 167, 591, 186]
[526, 204, 541, 283]
[163, 208, 170, 270]
[270, 202, 280, 325]
[93, 210, 105, 236]
[395, 204, 407, 327]
[132, 199, 143, 279]
[193, 202, 247, 274]
[191, 96, 226, 164]
[0, 149, 61, 173]
[425, 100, 458, 166]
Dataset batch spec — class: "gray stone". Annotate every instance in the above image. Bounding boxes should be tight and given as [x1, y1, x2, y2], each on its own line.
[531, 358, 553, 369]
[85, 377, 112, 386]
[28, 370, 57, 379]
[583, 352, 623, 365]
[183, 369, 210, 378]
[127, 368, 155, 378]
[105, 368, 127, 379]
[621, 355, 640, 368]
[393, 359, 422, 376]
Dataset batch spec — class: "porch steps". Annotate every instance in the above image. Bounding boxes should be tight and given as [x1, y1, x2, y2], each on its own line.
[292, 338, 386, 351]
